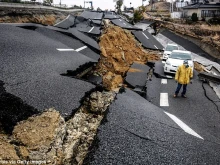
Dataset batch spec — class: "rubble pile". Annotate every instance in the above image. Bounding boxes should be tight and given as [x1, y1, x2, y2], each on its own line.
[0, 91, 115, 165]
[63, 91, 115, 165]
[96, 25, 160, 90]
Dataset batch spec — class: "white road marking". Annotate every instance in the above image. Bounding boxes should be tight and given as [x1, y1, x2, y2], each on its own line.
[75, 46, 88, 52]
[166, 75, 173, 79]
[161, 79, 167, 84]
[213, 72, 217, 75]
[164, 111, 204, 140]
[123, 23, 126, 25]
[154, 45, 158, 49]
[160, 93, 169, 106]
[142, 32, 149, 39]
[89, 27, 94, 33]
[54, 15, 70, 26]
[119, 19, 122, 21]
[57, 48, 74, 51]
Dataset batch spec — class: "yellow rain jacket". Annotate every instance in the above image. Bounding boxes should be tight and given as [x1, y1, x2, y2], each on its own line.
[175, 64, 193, 84]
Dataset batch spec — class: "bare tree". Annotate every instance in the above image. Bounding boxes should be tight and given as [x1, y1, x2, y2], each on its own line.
[116, 0, 123, 14]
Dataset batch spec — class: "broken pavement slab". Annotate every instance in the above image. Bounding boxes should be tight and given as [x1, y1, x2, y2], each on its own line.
[198, 72, 220, 84]
[76, 25, 101, 35]
[0, 24, 96, 117]
[35, 27, 100, 61]
[69, 28, 100, 51]
[132, 30, 164, 50]
[54, 14, 75, 29]
[125, 62, 150, 88]
[80, 11, 103, 20]
[111, 19, 142, 30]
[104, 14, 120, 19]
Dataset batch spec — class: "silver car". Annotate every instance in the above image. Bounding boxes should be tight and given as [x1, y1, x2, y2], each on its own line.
[162, 43, 179, 61]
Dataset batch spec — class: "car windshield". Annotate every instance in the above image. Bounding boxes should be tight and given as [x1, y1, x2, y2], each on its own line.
[165, 45, 178, 51]
[169, 52, 192, 60]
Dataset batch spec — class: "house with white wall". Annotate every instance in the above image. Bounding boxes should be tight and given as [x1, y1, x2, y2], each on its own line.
[182, 3, 220, 20]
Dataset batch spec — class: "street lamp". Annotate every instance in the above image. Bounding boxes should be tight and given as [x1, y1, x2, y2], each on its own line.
[130, 2, 132, 8]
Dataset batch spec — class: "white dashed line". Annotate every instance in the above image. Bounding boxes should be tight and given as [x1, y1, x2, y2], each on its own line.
[119, 19, 122, 21]
[142, 32, 149, 39]
[161, 79, 167, 84]
[123, 23, 126, 25]
[154, 45, 158, 49]
[75, 46, 88, 52]
[54, 15, 70, 26]
[88, 27, 94, 33]
[164, 111, 204, 140]
[56, 48, 74, 51]
[166, 75, 173, 79]
[160, 93, 169, 106]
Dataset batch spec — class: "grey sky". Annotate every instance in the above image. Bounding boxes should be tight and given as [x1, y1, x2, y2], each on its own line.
[53, 0, 149, 10]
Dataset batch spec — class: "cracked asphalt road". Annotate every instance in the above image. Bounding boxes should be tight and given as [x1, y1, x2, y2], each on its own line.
[85, 89, 220, 164]
[1, 14, 220, 164]
[0, 24, 95, 116]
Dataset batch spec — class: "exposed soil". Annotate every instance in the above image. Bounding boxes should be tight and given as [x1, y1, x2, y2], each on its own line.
[0, 7, 69, 25]
[96, 24, 160, 90]
[194, 61, 205, 72]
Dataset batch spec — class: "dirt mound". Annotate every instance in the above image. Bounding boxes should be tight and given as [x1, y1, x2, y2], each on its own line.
[96, 25, 160, 90]
[0, 8, 68, 25]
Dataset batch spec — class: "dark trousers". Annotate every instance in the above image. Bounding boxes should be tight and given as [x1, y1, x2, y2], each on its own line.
[175, 83, 187, 96]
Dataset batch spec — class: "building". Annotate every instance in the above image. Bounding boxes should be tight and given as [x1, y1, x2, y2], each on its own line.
[182, 3, 220, 20]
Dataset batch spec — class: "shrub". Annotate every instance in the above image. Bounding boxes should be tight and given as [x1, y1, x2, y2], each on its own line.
[133, 10, 143, 23]
[208, 17, 220, 25]
[191, 13, 198, 22]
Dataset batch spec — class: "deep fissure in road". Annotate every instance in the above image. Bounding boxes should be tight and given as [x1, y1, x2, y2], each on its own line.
[0, 80, 40, 134]
[0, 22, 161, 164]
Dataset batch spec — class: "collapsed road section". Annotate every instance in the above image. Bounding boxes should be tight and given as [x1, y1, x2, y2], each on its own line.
[0, 15, 161, 164]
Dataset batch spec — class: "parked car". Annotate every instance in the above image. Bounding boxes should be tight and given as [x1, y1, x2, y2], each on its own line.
[162, 43, 179, 61]
[164, 50, 194, 74]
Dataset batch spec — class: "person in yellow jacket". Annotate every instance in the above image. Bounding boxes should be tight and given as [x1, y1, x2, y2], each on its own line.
[173, 60, 193, 98]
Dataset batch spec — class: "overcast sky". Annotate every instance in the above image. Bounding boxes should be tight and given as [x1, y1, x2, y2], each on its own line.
[53, 0, 149, 10]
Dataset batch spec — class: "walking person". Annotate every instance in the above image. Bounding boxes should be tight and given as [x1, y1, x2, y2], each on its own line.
[173, 60, 193, 98]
